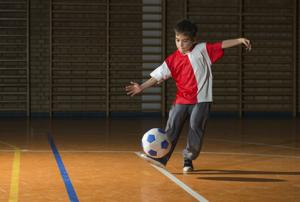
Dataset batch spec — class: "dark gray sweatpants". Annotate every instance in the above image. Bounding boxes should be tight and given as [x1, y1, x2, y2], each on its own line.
[159, 102, 211, 165]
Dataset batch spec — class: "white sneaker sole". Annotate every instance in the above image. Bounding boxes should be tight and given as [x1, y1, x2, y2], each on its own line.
[183, 166, 193, 173]
[137, 152, 166, 169]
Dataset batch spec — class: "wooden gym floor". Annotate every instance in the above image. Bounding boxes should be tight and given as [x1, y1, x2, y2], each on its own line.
[0, 117, 299, 202]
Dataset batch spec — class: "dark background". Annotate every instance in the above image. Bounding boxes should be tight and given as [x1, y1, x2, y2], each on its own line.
[0, 0, 299, 118]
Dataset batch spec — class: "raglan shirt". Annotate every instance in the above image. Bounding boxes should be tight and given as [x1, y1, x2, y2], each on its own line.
[150, 42, 224, 104]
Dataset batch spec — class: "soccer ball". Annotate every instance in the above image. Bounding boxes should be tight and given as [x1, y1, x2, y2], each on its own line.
[141, 128, 171, 158]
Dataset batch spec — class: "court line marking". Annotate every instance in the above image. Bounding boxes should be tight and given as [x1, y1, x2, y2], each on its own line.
[134, 152, 209, 202]
[48, 134, 79, 202]
[207, 138, 300, 150]
[0, 187, 7, 193]
[1, 149, 299, 159]
[0, 141, 21, 202]
[9, 150, 20, 202]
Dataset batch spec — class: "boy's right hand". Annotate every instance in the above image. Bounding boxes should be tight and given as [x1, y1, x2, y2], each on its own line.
[125, 81, 142, 96]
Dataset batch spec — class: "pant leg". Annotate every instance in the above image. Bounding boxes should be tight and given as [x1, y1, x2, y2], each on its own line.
[183, 102, 211, 160]
[158, 104, 189, 165]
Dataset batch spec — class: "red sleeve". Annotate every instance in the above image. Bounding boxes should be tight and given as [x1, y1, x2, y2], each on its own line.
[206, 42, 224, 64]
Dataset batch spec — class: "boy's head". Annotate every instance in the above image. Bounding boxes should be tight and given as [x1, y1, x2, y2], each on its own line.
[174, 19, 198, 39]
[174, 19, 198, 54]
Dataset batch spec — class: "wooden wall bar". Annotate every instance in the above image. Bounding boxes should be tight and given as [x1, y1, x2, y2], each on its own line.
[0, 0, 29, 114]
[0, 0, 298, 117]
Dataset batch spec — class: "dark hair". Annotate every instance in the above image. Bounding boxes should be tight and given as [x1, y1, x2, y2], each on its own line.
[174, 19, 198, 38]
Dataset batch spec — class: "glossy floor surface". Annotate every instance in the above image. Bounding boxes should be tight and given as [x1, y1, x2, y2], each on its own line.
[0, 118, 299, 202]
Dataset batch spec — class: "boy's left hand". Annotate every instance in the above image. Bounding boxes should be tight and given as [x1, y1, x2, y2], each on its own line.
[239, 38, 251, 51]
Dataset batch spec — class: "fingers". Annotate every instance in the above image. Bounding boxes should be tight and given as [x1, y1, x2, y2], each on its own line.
[246, 42, 251, 51]
[246, 44, 252, 51]
[125, 83, 132, 90]
[126, 89, 139, 96]
[125, 86, 135, 95]
[126, 91, 136, 96]
[125, 81, 139, 96]
[125, 81, 136, 90]
[242, 38, 251, 51]
[125, 87, 134, 95]
[130, 81, 138, 85]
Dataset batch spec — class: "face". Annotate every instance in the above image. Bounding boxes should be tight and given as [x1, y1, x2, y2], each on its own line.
[175, 33, 195, 54]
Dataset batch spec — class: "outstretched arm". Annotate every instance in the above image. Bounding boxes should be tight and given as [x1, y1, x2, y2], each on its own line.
[222, 38, 251, 51]
[125, 77, 158, 96]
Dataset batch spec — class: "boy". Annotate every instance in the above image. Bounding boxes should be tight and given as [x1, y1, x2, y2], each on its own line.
[125, 19, 251, 172]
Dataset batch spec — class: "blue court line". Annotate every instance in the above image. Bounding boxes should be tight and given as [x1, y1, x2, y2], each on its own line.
[48, 134, 79, 202]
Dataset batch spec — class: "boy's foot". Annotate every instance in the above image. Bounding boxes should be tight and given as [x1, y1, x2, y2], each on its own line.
[137, 152, 166, 169]
[183, 159, 193, 173]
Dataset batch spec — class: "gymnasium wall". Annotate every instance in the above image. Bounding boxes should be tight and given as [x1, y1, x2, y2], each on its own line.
[30, 0, 50, 114]
[0, 0, 29, 115]
[296, 2, 300, 113]
[0, 0, 298, 117]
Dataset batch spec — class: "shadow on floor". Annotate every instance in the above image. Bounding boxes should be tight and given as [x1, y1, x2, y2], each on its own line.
[173, 169, 300, 182]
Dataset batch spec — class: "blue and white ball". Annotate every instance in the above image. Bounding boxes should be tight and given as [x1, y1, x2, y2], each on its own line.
[142, 128, 171, 158]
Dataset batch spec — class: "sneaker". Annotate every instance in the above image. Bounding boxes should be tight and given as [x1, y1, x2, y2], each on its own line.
[137, 152, 166, 169]
[183, 159, 193, 173]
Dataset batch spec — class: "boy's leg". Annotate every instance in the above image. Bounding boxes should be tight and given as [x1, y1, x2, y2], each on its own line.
[183, 102, 210, 161]
[156, 104, 189, 165]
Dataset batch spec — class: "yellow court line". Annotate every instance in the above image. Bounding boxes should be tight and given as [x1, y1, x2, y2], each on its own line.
[0, 141, 21, 202]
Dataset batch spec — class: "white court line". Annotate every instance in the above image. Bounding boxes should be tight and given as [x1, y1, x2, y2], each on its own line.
[0, 149, 300, 159]
[134, 152, 209, 202]
[202, 151, 300, 159]
[0, 187, 7, 193]
[208, 138, 300, 150]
